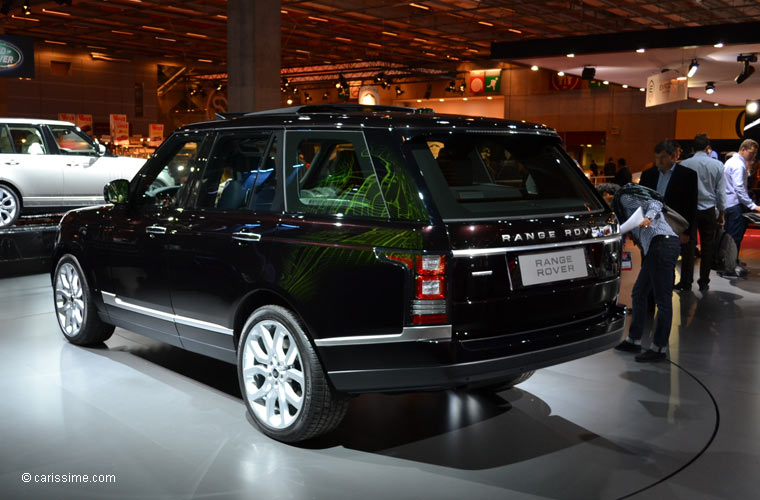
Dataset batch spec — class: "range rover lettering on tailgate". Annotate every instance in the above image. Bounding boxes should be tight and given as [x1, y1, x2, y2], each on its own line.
[52, 105, 627, 442]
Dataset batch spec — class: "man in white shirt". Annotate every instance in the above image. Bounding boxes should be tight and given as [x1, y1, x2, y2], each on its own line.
[724, 138, 760, 270]
[679, 134, 726, 291]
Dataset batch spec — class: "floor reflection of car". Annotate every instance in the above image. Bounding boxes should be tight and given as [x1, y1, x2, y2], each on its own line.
[0, 118, 146, 228]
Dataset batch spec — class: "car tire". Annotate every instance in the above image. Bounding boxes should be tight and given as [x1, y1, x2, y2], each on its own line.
[237, 305, 348, 442]
[53, 254, 115, 346]
[474, 370, 536, 393]
[0, 184, 21, 229]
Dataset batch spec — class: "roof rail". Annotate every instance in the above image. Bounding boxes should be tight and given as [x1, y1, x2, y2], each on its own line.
[241, 104, 432, 117]
[215, 112, 248, 120]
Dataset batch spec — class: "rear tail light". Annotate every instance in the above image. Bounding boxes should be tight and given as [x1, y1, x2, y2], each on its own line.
[384, 252, 448, 325]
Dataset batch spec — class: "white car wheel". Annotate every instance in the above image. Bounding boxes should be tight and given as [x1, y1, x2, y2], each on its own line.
[0, 185, 20, 228]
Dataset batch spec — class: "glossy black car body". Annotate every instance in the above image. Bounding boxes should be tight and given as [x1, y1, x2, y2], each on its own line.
[52, 104, 626, 441]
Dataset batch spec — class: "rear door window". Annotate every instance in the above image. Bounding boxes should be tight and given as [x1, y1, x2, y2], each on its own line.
[284, 131, 389, 219]
[7, 126, 46, 155]
[407, 133, 603, 220]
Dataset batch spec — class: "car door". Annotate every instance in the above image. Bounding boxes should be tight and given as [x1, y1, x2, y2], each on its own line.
[98, 133, 211, 348]
[45, 124, 108, 206]
[168, 130, 281, 362]
[1, 123, 64, 208]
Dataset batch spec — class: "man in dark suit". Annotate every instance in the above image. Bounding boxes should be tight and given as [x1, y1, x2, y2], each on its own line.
[639, 140, 698, 290]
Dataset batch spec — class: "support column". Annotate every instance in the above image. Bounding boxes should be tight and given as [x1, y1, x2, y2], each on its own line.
[227, 0, 281, 112]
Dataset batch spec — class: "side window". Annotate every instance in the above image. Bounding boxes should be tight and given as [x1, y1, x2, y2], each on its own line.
[364, 130, 428, 221]
[0, 126, 13, 154]
[285, 131, 389, 218]
[134, 137, 207, 209]
[48, 125, 98, 156]
[196, 132, 272, 211]
[7, 126, 46, 155]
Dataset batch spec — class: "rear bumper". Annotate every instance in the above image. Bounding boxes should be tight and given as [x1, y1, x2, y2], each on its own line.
[324, 305, 627, 393]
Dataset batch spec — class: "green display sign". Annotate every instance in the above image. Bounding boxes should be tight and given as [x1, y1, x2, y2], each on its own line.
[0, 41, 22, 69]
[0, 35, 34, 78]
[485, 75, 500, 92]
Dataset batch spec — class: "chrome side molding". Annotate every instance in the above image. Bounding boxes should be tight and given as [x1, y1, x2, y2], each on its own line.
[101, 291, 233, 335]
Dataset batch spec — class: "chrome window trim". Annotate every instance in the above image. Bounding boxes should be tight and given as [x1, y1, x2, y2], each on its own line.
[314, 324, 452, 347]
[101, 291, 233, 336]
[451, 235, 621, 257]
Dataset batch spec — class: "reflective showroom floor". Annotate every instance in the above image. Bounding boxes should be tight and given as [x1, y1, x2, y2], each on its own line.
[1, 247, 759, 500]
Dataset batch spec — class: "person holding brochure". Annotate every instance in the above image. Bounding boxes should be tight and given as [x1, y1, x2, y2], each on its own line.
[607, 183, 680, 362]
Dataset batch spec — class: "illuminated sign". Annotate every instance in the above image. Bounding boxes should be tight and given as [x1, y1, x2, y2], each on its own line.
[0, 35, 34, 78]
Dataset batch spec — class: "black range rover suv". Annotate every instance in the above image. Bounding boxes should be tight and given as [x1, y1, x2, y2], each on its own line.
[52, 104, 626, 442]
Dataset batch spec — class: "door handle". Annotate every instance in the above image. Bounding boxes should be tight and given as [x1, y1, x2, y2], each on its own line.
[232, 231, 262, 242]
[146, 225, 167, 235]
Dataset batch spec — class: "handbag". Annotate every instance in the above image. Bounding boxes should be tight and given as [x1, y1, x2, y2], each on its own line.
[663, 205, 689, 236]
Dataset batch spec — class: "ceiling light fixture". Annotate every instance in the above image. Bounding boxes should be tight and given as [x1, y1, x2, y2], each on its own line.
[735, 53, 757, 84]
[395, 86, 404, 96]
[697, 98, 703, 103]
[566, 53, 575, 58]
[23, 0, 30, 15]
[705, 81, 716, 94]
[557, 71, 565, 76]
[714, 42, 724, 48]
[42, 8, 70, 16]
[409, 2, 429, 10]
[508, 28, 521, 34]
[636, 48, 646, 53]
[687, 58, 699, 78]
[530, 65, 539, 71]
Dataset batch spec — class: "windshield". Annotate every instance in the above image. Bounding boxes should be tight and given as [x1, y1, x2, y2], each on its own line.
[406, 132, 603, 220]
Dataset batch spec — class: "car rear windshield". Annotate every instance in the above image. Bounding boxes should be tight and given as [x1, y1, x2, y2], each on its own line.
[406, 132, 604, 220]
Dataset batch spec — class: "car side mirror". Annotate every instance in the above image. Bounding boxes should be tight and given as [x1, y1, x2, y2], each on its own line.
[98, 143, 106, 155]
[104, 179, 130, 204]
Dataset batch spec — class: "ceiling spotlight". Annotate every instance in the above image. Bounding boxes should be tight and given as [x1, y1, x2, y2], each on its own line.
[304, 92, 312, 102]
[286, 97, 294, 105]
[714, 42, 724, 48]
[530, 65, 539, 71]
[705, 81, 716, 94]
[322, 91, 329, 100]
[23, 0, 31, 15]
[687, 59, 699, 78]
[735, 54, 757, 84]
[557, 71, 565, 76]
[395, 85, 404, 97]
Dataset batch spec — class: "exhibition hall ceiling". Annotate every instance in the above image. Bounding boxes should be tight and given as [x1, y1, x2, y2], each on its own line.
[2, 1, 760, 104]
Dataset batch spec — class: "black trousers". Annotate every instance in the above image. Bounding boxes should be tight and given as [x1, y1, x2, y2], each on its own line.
[680, 207, 719, 287]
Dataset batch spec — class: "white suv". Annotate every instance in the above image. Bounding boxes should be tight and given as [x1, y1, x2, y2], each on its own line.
[0, 118, 146, 228]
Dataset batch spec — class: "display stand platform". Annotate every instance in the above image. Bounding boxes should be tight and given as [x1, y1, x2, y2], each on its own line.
[0, 213, 62, 277]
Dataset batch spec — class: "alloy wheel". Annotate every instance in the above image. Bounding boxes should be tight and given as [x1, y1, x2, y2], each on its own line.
[0, 186, 18, 228]
[241, 319, 305, 429]
[55, 262, 85, 337]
